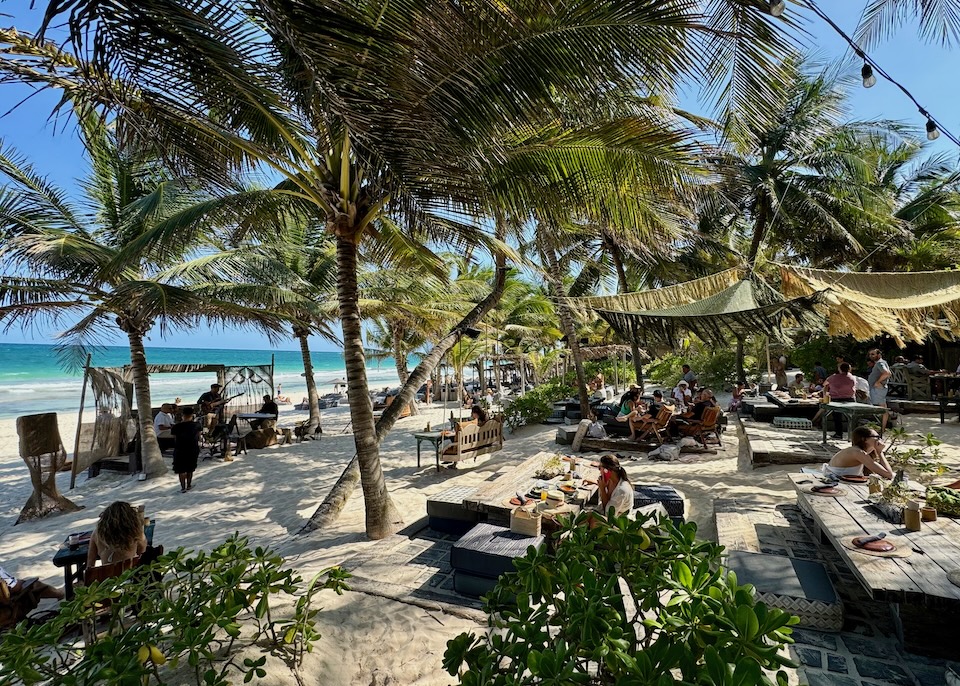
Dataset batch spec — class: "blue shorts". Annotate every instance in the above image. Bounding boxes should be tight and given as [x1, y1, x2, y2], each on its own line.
[869, 386, 888, 406]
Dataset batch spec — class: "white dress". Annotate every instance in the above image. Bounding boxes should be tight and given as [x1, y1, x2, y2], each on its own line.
[599, 479, 634, 517]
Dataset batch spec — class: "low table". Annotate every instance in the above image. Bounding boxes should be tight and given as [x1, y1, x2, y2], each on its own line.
[789, 474, 960, 657]
[52, 521, 156, 599]
[820, 401, 886, 444]
[461, 451, 599, 524]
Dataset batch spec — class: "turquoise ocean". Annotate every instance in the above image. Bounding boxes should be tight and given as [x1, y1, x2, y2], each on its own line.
[0, 343, 403, 420]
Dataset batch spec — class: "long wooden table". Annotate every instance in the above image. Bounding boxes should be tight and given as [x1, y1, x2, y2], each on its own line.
[462, 451, 600, 523]
[819, 401, 886, 444]
[790, 474, 960, 657]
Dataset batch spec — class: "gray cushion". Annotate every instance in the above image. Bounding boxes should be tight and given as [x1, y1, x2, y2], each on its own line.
[451, 523, 544, 579]
[725, 551, 837, 604]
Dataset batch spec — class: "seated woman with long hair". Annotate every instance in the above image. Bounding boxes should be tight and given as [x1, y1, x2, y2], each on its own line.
[589, 454, 634, 518]
[823, 426, 894, 480]
[86, 501, 147, 568]
[470, 405, 487, 425]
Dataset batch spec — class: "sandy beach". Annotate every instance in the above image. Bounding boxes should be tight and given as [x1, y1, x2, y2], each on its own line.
[3, 393, 960, 683]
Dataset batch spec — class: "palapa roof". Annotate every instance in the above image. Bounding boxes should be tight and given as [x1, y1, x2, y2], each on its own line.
[780, 265, 960, 346]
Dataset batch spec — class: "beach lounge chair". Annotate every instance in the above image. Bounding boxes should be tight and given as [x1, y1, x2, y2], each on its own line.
[677, 406, 722, 446]
[636, 407, 673, 444]
[0, 578, 42, 630]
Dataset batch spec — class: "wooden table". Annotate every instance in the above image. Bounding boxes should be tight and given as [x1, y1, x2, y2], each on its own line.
[462, 451, 600, 523]
[820, 401, 886, 444]
[412, 430, 454, 471]
[789, 474, 960, 657]
[52, 521, 156, 600]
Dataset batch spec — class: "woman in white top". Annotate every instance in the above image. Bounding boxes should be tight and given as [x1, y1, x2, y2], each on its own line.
[824, 426, 893, 479]
[592, 455, 633, 517]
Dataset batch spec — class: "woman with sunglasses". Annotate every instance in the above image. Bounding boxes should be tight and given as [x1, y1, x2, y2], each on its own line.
[824, 426, 893, 479]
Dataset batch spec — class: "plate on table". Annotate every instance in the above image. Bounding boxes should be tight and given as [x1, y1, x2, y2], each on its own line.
[559, 484, 578, 495]
[507, 496, 536, 507]
[839, 475, 869, 484]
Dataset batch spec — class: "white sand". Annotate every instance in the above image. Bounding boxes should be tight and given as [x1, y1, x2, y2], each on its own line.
[3, 395, 960, 683]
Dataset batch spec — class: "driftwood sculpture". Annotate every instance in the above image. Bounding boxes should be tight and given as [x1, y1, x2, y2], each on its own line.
[16, 413, 81, 523]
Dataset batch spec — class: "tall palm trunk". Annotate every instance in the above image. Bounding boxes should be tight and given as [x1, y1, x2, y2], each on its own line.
[735, 338, 747, 384]
[747, 193, 771, 266]
[294, 326, 322, 427]
[539, 238, 591, 416]
[391, 325, 418, 415]
[336, 233, 403, 539]
[126, 329, 165, 477]
[604, 234, 644, 385]
[301, 219, 509, 534]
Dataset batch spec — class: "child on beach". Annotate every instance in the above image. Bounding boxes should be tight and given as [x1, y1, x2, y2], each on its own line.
[171, 406, 201, 493]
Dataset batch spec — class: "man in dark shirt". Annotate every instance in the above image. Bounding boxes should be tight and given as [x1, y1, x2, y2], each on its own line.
[250, 394, 280, 430]
[688, 389, 716, 421]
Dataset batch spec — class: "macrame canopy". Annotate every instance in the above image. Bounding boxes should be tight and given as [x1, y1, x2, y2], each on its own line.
[589, 278, 824, 348]
[16, 412, 81, 523]
[71, 359, 274, 487]
[780, 265, 960, 347]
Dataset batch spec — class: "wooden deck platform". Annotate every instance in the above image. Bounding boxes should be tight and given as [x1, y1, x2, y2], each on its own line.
[742, 417, 842, 467]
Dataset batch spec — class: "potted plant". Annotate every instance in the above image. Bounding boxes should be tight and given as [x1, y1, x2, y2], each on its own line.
[871, 428, 946, 523]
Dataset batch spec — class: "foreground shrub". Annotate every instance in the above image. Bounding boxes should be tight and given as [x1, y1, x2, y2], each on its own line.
[444, 512, 798, 685]
[502, 379, 574, 431]
[0, 534, 349, 686]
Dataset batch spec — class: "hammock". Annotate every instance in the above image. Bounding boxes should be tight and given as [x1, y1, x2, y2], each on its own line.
[780, 266, 960, 346]
[593, 280, 824, 347]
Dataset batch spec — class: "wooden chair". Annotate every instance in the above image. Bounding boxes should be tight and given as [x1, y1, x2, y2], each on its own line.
[678, 406, 722, 446]
[0, 578, 41, 630]
[637, 407, 673, 444]
[81, 555, 143, 643]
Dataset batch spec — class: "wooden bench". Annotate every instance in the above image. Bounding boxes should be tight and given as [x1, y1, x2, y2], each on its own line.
[439, 418, 503, 464]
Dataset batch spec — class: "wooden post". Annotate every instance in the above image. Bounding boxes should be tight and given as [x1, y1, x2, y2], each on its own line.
[270, 353, 275, 396]
[70, 353, 93, 489]
[519, 355, 526, 396]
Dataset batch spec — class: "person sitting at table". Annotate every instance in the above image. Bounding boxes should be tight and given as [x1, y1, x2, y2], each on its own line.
[86, 501, 147, 568]
[672, 380, 692, 412]
[249, 394, 279, 430]
[823, 426, 893, 480]
[788, 373, 807, 397]
[587, 455, 634, 520]
[153, 403, 177, 452]
[728, 383, 746, 412]
[820, 362, 857, 438]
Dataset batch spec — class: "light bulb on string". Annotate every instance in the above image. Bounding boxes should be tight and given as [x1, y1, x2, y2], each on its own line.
[926, 119, 941, 141]
[769, 0, 785, 17]
[861, 63, 876, 88]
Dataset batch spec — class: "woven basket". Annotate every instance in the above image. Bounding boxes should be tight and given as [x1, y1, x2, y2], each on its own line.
[510, 508, 542, 537]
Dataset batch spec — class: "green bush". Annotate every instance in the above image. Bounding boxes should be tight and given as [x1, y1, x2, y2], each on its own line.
[502, 379, 575, 431]
[444, 513, 798, 685]
[646, 340, 759, 390]
[0, 535, 349, 686]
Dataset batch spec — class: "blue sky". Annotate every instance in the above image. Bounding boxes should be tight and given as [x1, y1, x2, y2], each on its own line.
[0, 0, 957, 351]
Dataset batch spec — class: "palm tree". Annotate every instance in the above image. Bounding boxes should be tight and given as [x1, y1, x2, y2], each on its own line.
[13, 0, 802, 538]
[0, 122, 294, 477]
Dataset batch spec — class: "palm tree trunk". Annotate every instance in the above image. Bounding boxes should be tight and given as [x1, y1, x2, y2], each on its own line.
[735, 338, 746, 384]
[127, 331, 166, 478]
[747, 193, 771, 266]
[294, 327, 322, 427]
[391, 325, 418, 416]
[300, 220, 510, 534]
[335, 233, 403, 540]
[604, 234, 644, 385]
[539, 239, 591, 416]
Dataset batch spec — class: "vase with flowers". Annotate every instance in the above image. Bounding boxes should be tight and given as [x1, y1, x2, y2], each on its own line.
[871, 428, 946, 523]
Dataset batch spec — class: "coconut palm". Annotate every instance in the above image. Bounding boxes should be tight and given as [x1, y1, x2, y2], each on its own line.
[0, 122, 296, 477]
[11, 0, 802, 538]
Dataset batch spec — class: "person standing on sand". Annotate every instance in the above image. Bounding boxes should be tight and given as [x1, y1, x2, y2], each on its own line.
[171, 406, 201, 493]
[867, 349, 891, 431]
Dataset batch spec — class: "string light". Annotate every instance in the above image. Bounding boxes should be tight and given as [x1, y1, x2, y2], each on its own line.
[769, 0, 786, 17]
[802, 0, 959, 148]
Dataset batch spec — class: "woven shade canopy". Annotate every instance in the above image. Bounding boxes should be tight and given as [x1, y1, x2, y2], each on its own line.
[591, 279, 823, 347]
[780, 265, 960, 346]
